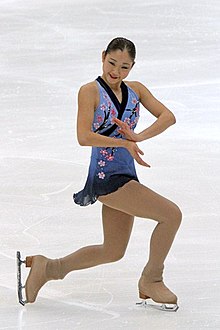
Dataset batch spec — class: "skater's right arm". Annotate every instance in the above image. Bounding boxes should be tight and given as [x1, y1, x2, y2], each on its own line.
[77, 83, 126, 148]
[76, 84, 149, 167]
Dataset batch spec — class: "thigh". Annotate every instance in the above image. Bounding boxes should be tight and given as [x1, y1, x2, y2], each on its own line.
[98, 180, 179, 223]
[102, 204, 134, 252]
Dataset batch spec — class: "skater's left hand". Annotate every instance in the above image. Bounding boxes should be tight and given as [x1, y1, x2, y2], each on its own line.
[113, 118, 141, 142]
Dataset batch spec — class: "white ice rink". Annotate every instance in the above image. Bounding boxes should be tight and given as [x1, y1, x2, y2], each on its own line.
[0, 0, 220, 329]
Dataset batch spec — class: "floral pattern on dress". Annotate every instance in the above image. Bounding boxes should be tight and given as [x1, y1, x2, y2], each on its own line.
[93, 93, 117, 132]
[100, 147, 116, 161]
[98, 160, 106, 167]
[98, 171, 105, 179]
[122, 101, 139, 129]
[97, 147, 116, 180]
[95, 88, 140, 181]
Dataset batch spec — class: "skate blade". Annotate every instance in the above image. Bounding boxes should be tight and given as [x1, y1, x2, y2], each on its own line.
[16, 251, 27, 306]
[136, 299, 179, 312]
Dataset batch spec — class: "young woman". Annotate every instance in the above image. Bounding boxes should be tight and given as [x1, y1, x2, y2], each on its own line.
[18, 37, 182, 310]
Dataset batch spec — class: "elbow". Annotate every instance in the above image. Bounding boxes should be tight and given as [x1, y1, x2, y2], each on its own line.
[77, 133, 91, 146]
[172, 113, 176, 125]
[168, 111, 176, 125]
[78, 140, 86, 146]
[78, 136, 87, 146]
[161, 110, 176, 127]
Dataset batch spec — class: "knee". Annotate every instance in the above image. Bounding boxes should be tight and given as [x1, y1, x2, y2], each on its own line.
[171, 204, 182, 228]
[104, 249, 125, 263]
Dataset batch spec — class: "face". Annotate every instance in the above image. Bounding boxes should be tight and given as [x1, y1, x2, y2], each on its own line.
[102, 49, 134, 85]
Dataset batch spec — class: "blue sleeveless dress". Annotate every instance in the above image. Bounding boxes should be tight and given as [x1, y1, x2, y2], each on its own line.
[73, 76, 140, 206]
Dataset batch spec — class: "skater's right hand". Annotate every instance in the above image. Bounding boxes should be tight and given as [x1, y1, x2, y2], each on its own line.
[125, 141, 150, 167]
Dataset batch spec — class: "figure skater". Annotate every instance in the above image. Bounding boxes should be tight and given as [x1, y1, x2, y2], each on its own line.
[17, 37, 182, 311]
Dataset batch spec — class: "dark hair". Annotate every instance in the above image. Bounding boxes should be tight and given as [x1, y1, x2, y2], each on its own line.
[105, 37, 136, 62]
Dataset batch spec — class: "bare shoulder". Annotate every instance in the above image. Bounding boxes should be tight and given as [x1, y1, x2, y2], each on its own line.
[125, 81, 151, 100]
[78, 81, 98, 97]
[78, 81, 99, 108]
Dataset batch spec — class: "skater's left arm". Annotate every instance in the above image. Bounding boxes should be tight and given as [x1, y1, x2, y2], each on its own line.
[114, 82, 176, 142]
[137, 82, 176, 141]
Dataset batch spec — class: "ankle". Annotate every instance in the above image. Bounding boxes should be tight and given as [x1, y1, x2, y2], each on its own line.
[46, 258, 64, 280]
[141, 263, 164, 283]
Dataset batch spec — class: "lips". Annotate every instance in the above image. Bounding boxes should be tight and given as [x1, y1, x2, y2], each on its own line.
[109, 74, 118, 80]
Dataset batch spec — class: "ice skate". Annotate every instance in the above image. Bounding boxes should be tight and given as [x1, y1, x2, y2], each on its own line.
[17, 251, 27, 305]
[137, 278, 178, 311]
[16, 251, 62, 305]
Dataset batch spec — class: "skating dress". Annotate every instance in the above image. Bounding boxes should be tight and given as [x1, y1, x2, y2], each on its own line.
[73, 76, 140, 206]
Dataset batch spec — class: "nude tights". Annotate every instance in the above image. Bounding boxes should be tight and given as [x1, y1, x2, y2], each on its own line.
[50, 180, 182, 282]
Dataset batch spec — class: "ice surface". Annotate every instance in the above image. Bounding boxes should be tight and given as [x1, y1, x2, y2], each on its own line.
[0, 0, 220, 329]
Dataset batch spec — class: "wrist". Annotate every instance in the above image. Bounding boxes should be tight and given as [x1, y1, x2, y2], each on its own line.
[137, 133, 145, 142]
[123, 139, 131, 149]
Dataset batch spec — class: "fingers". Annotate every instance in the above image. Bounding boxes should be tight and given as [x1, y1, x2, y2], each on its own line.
[117, 129, 124, 135]
[118, 128, 130, 137]
[137, 146, 144, 155]
[133, 145, 150, 167]
[135, 155, 150, 167]
[134, 144, 144, 156]
[135, 155, 151, 167]
[113, 118, 129, 129]
[113, 119, 150, 167]
[113, 118, 123, 126]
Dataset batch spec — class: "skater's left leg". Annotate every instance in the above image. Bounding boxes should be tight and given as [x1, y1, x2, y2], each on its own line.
[98, 180, 182, 306]
[98, 181, 182, 273]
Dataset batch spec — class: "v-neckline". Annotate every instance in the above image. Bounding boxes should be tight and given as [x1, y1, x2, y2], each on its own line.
[96, 76, 129, 137]
[96, 76, 128, 113]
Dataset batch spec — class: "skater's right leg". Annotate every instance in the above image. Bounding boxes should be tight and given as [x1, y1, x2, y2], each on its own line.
[25, 205, 134, 303]
[59, 205, 134, 276]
